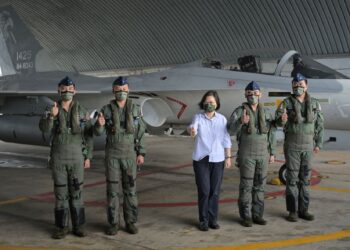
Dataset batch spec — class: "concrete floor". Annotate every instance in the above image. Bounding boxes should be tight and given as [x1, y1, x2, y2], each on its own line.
[0, 136, 349, 250]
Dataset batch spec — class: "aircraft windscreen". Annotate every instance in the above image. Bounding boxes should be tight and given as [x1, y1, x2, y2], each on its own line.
[201, 51, 349, 80]
[201, 55, 277, 75]
[289, 55, 348, 79]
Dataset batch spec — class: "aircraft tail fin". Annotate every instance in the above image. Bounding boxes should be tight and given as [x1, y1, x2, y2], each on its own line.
[0, 5, 45, 76]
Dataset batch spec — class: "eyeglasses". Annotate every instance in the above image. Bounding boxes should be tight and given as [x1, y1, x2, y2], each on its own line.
[245, 90, 260, 96]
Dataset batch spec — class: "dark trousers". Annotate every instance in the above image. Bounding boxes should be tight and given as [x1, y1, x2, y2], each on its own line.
[193, 156, 224, 224]
[285, 150, 312, 213]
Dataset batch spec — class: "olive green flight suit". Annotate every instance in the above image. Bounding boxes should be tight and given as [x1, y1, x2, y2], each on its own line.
[39, 101, 93, 230]
[228, 103, 276, 220]
[275, 94, 324, 214]
[94, 99, 146, 227]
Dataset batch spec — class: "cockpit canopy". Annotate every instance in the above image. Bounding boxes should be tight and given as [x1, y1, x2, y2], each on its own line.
[201, 50, 348, 79]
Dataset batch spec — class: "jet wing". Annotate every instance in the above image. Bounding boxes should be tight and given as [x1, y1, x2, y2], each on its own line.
[0, 71, 114, 96]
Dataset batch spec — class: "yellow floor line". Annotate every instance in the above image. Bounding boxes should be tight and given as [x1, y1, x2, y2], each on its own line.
[0, 247, 79, 250]
[0, 197, 29, 206]
[175, 229, 350, 250]
[311, 185, 350, 193]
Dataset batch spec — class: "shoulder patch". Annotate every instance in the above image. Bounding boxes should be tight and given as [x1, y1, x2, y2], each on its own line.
[263, 108, 272, 118]
[311, 98, 321, 111]
[277, 102, 285, 110]
[102, 104, 112, 119]
[231, 106, 243, 121]
[283, 98, 294, 110]
[316, 101, 321, 111]
[236, 105, 245, 112]
[132, 104, 142, 117]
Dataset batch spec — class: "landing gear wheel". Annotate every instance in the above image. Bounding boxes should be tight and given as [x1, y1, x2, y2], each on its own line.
[279, 164, 287, 185]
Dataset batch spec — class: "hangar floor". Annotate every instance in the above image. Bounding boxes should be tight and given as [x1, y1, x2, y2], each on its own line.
[0, 136, 349, 250]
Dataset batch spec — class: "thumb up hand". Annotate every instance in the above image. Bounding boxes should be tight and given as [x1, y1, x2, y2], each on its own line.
[97, 112, 105, 126]
[241, 109, 250, 124]
[281, 108, 288, 122]
[51, 102, 59, 117]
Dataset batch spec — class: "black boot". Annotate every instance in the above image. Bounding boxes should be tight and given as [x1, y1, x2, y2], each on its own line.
[105, 207, 119, 235]
[208, 221, 220, 229]
[253, 216, 267, 225]
[298, 211, 314, 221]
[52, 208, 69, 239]
[106, 224, 119, 235]
[240, 218, 253, 227]
[286, 212, 298, 222]
[71, 207, 86, 237]
[198, 221, 209, 231]
[126, 223, 138, 234]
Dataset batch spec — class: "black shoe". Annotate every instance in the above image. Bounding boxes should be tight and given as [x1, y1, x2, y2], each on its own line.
[126, 223, 138, 234]
[209, 222, 220, 229]
[105, 224, 119, 235]
[52, 227, 69, 239]
[240, 219, 253, 227]
[73, 226, 86, 237]
[298, 212, 314, 221]
[286, 212, 298, 222]
[53, 208, 69, 239]
[253, 217, 267, 225]
[199, 222, 209, 231]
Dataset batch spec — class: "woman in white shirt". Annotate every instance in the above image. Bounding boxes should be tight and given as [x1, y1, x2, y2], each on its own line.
[188, 90, 232, 231]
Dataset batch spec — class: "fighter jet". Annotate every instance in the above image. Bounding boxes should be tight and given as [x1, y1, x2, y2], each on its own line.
[125, 50, 350, 151]
[0, 5, 349, 151]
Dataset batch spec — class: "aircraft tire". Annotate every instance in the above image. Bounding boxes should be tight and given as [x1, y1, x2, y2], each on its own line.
[279, 164, 287, 185]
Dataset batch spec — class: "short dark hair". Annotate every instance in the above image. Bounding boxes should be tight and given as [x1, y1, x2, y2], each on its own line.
[198, 90, 221, 110]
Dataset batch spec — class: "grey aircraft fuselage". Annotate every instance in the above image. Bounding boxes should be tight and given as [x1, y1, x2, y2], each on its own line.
[1, 51, 350, 151]
[0, 3, 348, 149]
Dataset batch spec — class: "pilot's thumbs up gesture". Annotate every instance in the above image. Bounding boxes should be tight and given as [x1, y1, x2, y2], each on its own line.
[97, 112, 105, 126]
[51, 102, 59, 117]
[241, 109, 250, 124]
[281, 108, 288, 122]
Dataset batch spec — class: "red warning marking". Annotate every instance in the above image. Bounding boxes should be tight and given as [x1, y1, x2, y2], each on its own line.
[138, 163, 192, 177]
[136, 169, 321, 208]
[31, 162, 321, 208]
[31, 163, 192, 202]
[83, 169, 321, 208]
[227, 79, 236, 87]
[166, 96, 188, 119]
[85, 200, 105, 207]
[140, 201, 198, 208]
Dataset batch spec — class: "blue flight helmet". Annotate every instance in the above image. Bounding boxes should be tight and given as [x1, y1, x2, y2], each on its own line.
[292, 73, 307, 83]
[245, 81, 261, 91]
[58, 76, 75, 87]
[113, 76, 128, 86]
